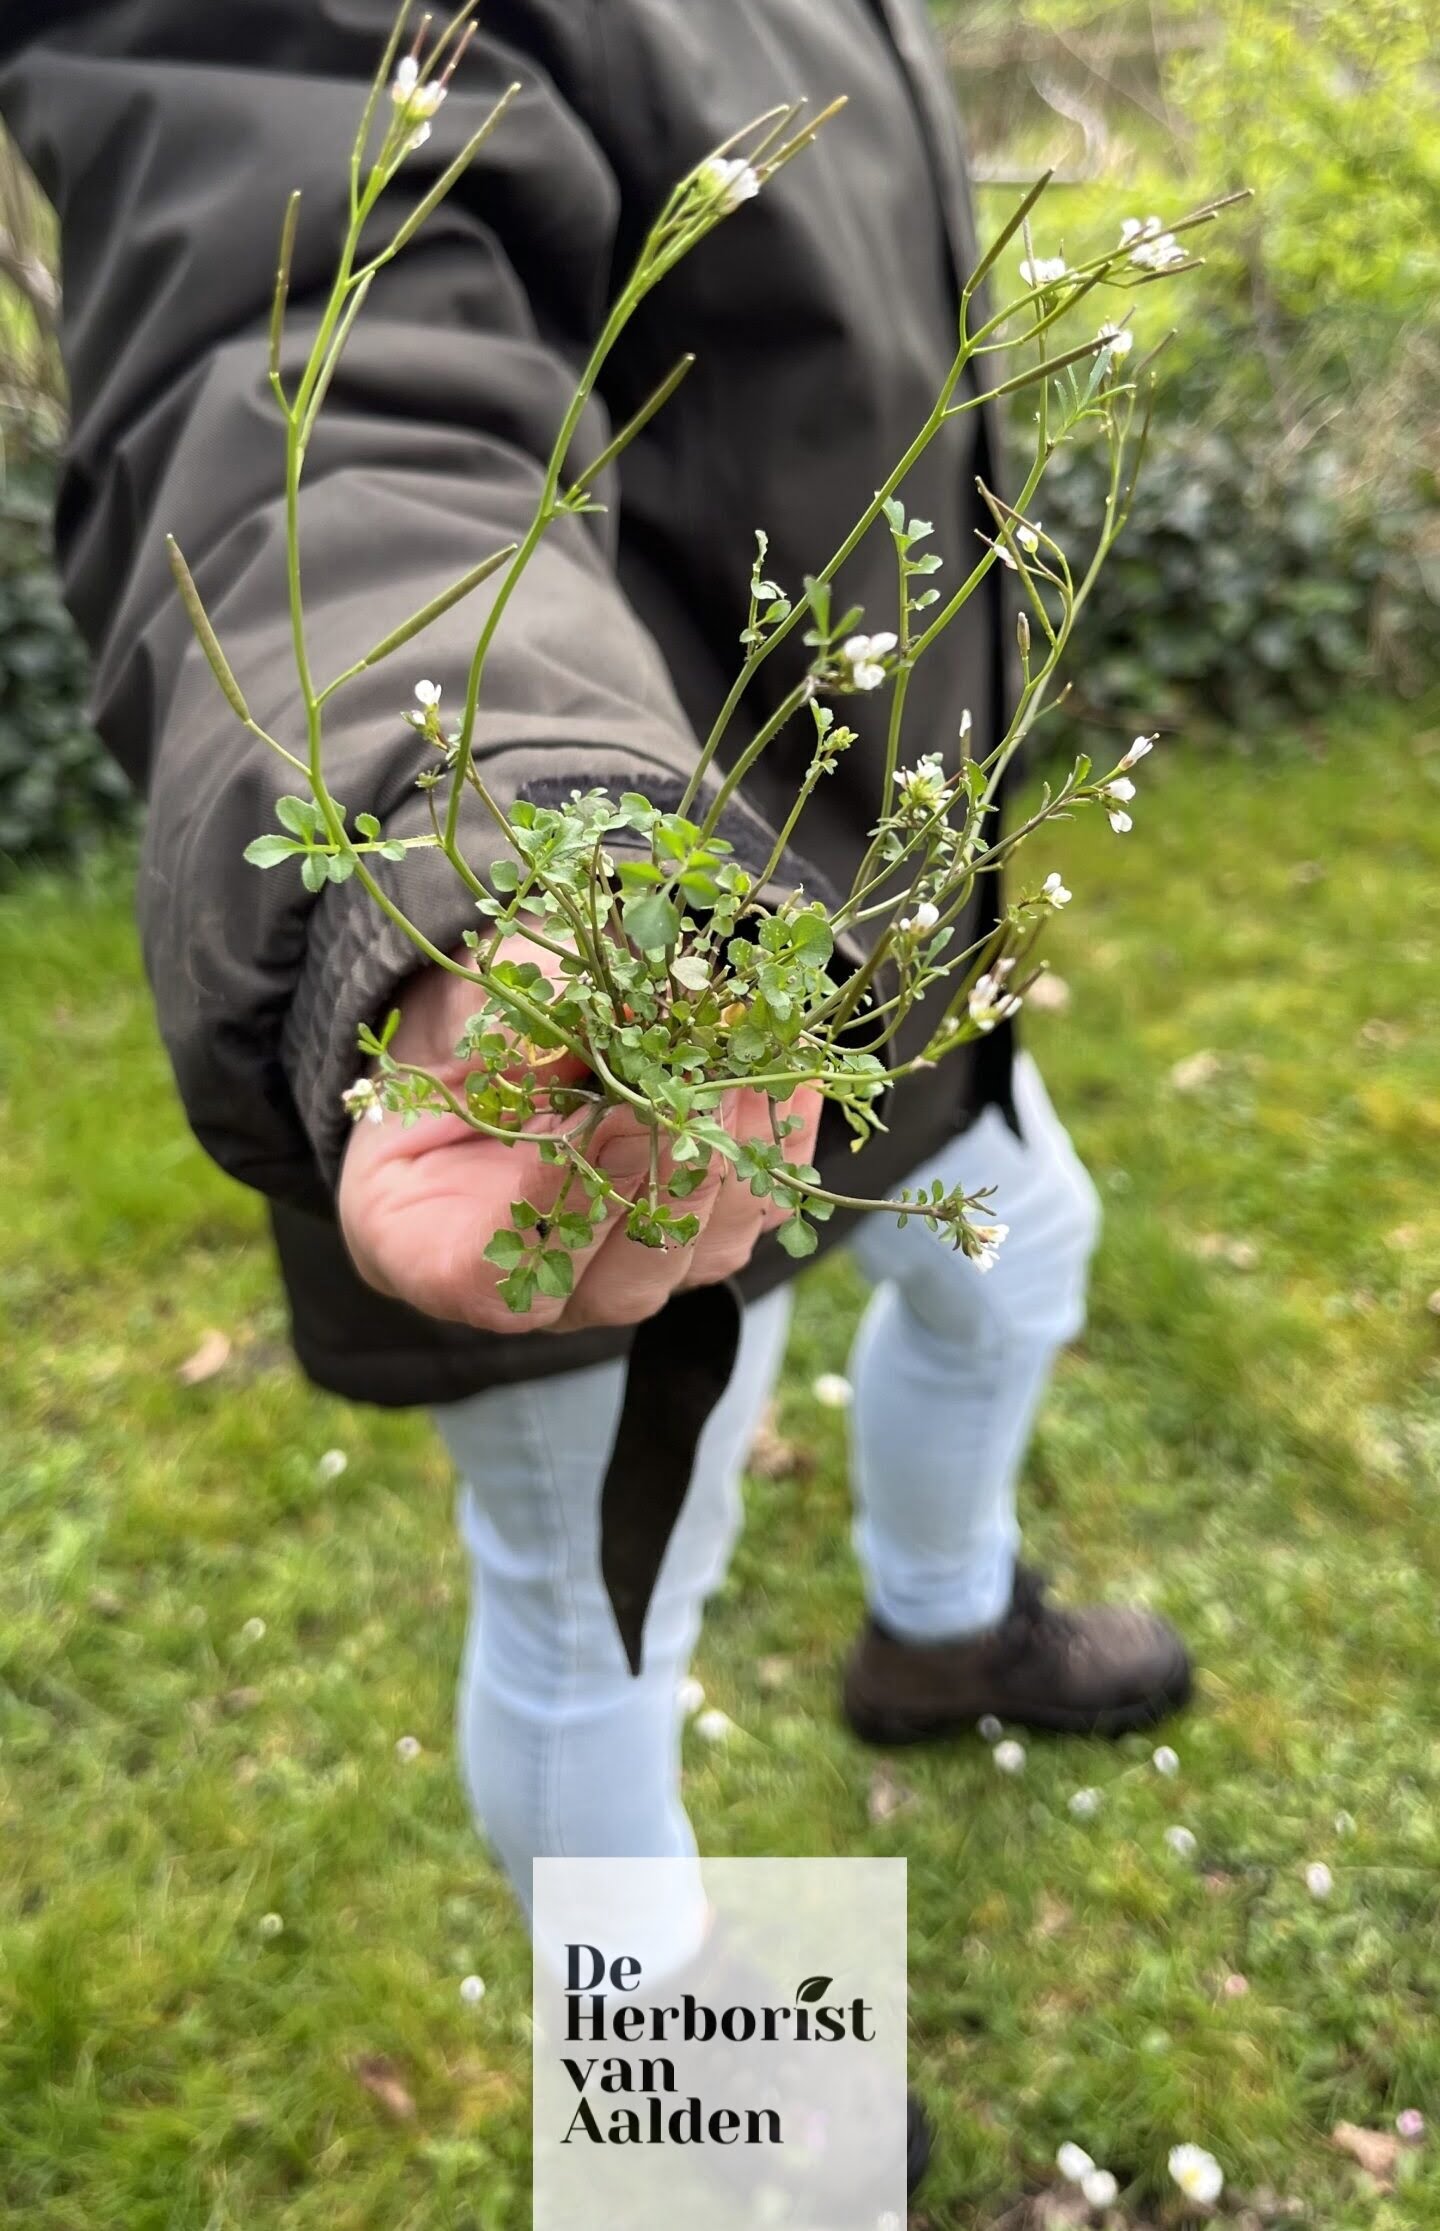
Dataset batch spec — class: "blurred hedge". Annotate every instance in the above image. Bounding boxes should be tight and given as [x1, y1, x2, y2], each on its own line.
[0, 427, 133, 869]
[946, 0, 1440, 753]
[0, 133, 133, 871]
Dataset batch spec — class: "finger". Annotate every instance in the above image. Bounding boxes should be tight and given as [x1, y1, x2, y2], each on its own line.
[559, 1117, 733, 1331]
[678, 1093, 773, 1286]
[758, 1086, 823, 1232]
[342, 1142, 573, 1334]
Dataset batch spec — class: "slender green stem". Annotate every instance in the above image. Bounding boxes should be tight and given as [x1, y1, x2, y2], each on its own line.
[697, 678, 815, 842]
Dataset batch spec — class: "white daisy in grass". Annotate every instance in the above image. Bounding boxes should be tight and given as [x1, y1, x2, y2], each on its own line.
[1168, 2142, 1223, 2206]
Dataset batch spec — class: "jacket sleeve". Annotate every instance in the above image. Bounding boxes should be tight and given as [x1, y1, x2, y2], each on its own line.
[0, 1, 771, 1207]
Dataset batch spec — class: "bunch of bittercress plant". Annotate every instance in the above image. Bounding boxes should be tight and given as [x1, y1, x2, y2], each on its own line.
[169, 1, 1242, 1314]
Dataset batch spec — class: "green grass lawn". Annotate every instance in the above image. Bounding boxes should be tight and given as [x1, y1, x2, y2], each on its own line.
[2, 695, 1439, 2230]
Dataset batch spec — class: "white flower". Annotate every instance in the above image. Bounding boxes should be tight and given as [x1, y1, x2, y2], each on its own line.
[459, 1973, 487, 2006]
[1165, 1825, 1198, 1859]
[1020, 254, 1068, 288]
[695, 1707, 737, 1744]
[977, 1715, 1004, 1744]
[969, 966, 1023, 1032]
[1153, 1744, 1180, 1777]
[316, 1447, 349, 1483]
[1069, 1787, 1102, 1820]
[899, 900, 940, 937]
[391, 55, 448, 128]
[841, 631, 899, 692]
[1305, 1860, 1334, 1900]
[1168, 2144, 1223, 2207]
[993, 1738, 1026, 1775]
[1083, 2168, 1119, 2209]
[258, 1912, 284, 1939]
[395, 1734, 422, 1762]
[341, 1076, 385, 1124]
[1119, 733, 1156, 769]
[812, 1372, 853, 1409]
[677, 1676, 706, 1718]
[1123, 216, 1187, 272]
[240, 1616, 266, 1644]
[700, 155, 761, 213]
[893, 753, 948, 812]
[1042, 872, 1072, 908]
[1097, 320, 1134, 360]
[967, 1219, 1010, 1273]
[1056, 2142, 1096, 2184]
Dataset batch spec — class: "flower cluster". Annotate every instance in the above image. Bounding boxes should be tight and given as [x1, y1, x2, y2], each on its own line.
[892, 753, 949, 815]
[969, 958, 1023, 1032]
[836, 630, 898, 692]
[1098, 737, 1157, 833]
[698, 155, 761, 215]
[1057, 2142, 1119, 2213]
[1122, 215, 1188, 271]
[341, 1076, 385, 1124]
[390, 53, 449, 151]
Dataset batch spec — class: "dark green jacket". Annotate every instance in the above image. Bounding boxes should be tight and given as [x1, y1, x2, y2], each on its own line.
[0, 0, 1012, 1407]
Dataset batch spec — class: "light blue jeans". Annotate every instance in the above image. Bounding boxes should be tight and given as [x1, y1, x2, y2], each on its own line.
[434, 1055, 1099, 1947]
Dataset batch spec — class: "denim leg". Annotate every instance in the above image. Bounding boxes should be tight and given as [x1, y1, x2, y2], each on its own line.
[847, 1054, 1101, 1641]
[433, 1286, 791, 1968]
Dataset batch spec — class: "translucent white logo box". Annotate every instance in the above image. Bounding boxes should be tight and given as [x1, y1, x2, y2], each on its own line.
[533, 1857, 907, 2231]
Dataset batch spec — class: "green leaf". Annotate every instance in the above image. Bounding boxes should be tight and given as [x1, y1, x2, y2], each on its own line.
[790, 911, 834, 965]
[623, 892, 681, 952]
[535, 1250, 574, 1300]
[617, 859, 665, 890]
[498, 1264, 538, 1314]
[243, 833, 303, 868]
[670, 952, 711, 993]
[276, 794, 323, 838]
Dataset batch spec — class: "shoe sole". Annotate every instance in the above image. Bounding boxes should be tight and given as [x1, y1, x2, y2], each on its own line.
[844, 1660, 1193, 1747]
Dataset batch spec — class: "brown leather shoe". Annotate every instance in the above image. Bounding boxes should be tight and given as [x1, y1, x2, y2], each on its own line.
[842, 1565, 1192, 1743]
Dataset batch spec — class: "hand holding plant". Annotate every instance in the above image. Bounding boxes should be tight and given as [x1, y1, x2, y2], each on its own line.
[169, 1, 1241, 1320]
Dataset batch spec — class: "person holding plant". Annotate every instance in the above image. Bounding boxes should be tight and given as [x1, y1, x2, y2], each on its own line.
[1, 0, 1192, 2185]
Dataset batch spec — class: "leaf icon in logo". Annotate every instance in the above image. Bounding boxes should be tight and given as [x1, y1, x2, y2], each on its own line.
[795, 1975, 832, 2004]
